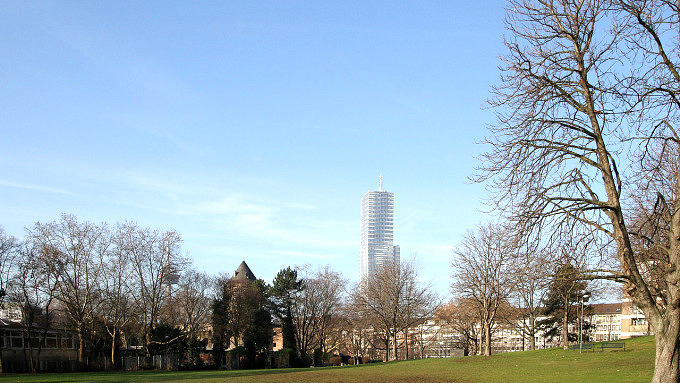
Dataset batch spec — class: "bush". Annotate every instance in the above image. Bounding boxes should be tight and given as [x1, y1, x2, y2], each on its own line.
[329, 355, 342, 366]
[313, 348, 330, 367]
[224, 346, 247, 369]
[295, 354, 313, 368]
[274, 348, 294, 369]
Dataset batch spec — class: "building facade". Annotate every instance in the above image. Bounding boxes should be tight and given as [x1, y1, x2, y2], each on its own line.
[620, 297, 651, 338]
[359, 176, 400, 284]
[590, 302, 622, 342]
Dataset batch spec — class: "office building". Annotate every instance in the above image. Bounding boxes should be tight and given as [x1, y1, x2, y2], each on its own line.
[359, 176, 400, 284]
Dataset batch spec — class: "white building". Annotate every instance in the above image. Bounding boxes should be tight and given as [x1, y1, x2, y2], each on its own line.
[359, 176, 400, 284]
[589, 302, 622, 342]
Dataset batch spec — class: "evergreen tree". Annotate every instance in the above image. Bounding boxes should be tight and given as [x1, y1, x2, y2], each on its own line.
[211, 278, 232, 368]
[243, 308, 272, 368]
[211, 277, 272, 369]
[538, 262, 591, 349]
[267, 267, 303, 365]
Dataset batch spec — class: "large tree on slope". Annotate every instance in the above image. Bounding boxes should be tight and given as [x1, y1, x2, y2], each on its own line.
[482, 1, 680, 381]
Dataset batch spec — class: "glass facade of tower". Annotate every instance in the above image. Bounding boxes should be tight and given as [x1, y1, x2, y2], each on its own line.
[360, 186, 400, 284]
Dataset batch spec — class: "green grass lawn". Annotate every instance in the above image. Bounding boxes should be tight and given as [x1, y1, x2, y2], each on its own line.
[0, 336, 655, 383]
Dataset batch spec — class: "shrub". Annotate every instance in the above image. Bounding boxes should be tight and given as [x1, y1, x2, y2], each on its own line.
[329, 355, 342, 366]
[274, 348, 294, 369]
[313, 348, 331, 367]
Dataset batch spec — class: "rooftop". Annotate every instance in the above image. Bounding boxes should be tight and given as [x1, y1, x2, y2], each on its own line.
[233, 260, 256, 282]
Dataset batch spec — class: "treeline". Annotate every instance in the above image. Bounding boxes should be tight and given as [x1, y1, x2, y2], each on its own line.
[0, 214, 438, 372]
[197, 256, 438, 367]
[0, 214, 207, 371]
[210, 265, 347, 368]
[444, 223, 600, 357]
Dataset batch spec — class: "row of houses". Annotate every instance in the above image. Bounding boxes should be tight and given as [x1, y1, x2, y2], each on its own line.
[394, 298, 651, 359]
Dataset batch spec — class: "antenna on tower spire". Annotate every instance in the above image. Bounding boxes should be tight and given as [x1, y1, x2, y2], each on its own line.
[379, 174, 384, 191]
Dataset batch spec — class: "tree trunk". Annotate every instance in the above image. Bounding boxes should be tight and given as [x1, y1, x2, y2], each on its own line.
[652, 316, 680, 383]
[110, 328, 117, 366]
[392, 330, 398, 361]
[405, 328, 409, 360]
[77, 326, 84, 363]
[478, 325, 485, 355]
[562, 302, 569, 350]
[145, 328, 152, 358]
[26, 341, 35, 373]
[529, 315, 536, 350]
[35, 345, 43, 373]
[483, 322, 492, 356]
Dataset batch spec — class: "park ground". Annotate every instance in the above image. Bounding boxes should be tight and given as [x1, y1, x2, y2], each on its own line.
[0, 336, 655, 383]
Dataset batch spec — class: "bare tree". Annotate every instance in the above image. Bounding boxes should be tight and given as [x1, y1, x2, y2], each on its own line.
[26, 214, 109, 363]
[482, 1, 680, 380]
[434, 299, 480, 356]
[505, 246, 550, 351]
[289, 276, 319, 364]
[0, 227, 18, 304]
[99, 225, 135, 366]
[174, 268, 212, 341]
[120, 223, 186, 357]
[356, 259, 437, 361]
[309, 265, 346, 354]
[0, 227, 19, 373]
[411, 319, 441, 359]
[616, 3, 680, 380]
[452, 223, 517, 356]
[396, 260, 439, 360]
[342, 293, 378, 363]
[288, 265, 346, 363]
[10, 243, 57, 372]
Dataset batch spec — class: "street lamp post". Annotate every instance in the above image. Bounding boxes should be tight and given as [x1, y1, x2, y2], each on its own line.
[579, 291, 591, 354]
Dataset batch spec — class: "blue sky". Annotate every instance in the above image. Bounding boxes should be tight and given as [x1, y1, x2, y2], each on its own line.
[1, 1, 506, 297]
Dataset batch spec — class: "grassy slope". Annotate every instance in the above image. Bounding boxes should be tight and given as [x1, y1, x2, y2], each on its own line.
[0, 336, 655, 383]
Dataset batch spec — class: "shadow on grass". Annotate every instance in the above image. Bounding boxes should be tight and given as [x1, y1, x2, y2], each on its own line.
[0, 363, 385, 383]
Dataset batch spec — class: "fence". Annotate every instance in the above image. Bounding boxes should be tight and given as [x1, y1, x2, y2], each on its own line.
[89, 354, 181, 371]
[0, 353, 181, 373]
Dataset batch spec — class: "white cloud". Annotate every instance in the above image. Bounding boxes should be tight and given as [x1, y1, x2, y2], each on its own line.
[196, 194, 276, 216]
[173, 194, 355, 250]
[270, 250, 335, 260]
[0, 180, 76, 196]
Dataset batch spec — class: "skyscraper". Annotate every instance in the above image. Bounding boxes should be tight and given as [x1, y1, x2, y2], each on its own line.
[360, 176, 400, 284]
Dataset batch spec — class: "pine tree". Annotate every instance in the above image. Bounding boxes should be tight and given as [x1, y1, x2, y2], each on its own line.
[538, 262, 590, 349]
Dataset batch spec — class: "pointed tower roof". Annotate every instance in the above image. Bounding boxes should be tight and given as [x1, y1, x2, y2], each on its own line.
[233, 260, 256, 282]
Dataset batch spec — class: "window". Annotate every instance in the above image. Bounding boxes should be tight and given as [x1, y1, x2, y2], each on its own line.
[9, 331, 23, 349]
[45, 334, 59, 349]
[631, 318, 648, 326]
[61, 334, 75, 349]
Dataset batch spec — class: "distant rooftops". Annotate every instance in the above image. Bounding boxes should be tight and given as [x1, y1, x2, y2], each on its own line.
[590, 302, 622, 315]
